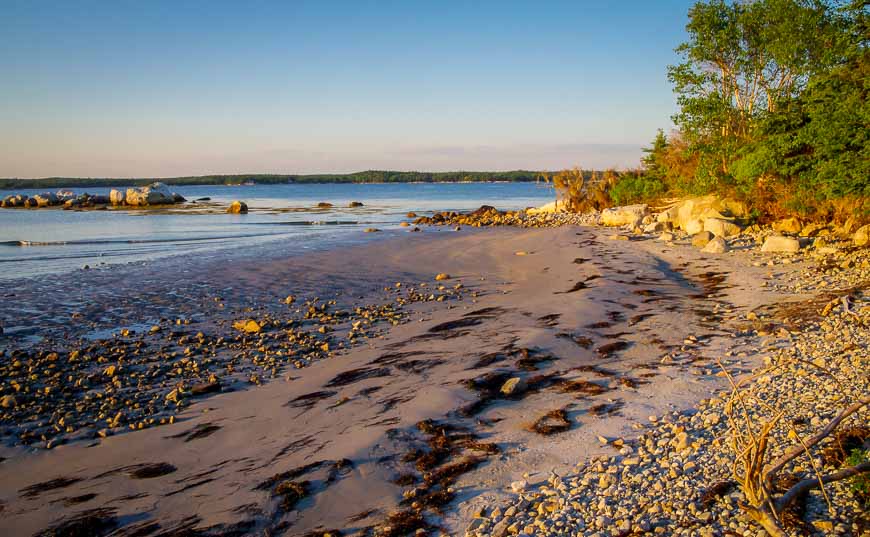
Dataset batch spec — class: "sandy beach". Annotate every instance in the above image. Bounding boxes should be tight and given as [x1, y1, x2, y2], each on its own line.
[0, 222, 824, 536]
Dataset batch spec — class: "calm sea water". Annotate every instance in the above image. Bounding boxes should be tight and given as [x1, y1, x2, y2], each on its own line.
[0, 182, 554, 280]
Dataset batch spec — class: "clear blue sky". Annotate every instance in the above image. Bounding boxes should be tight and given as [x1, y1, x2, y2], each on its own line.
[1, 1, 694, 178]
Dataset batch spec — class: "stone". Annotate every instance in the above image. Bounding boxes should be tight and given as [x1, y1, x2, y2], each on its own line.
[510, 480, 528, 493]
[125, 182, 175, 206]
[500, 377, 527, 396]
[761, 235, 800, 253]
[33, 192, 58, 207]
[643, 221, 670, 234]
[702, 236, 729, 254]
[109, 189, 126, 205]
[703, 217, 741, 238]
[853, 224, 870, 247]
[348, 201, 364, 207]
[317, 202, 333, 208]
[233, 319, 262, 333]
[364, 228, 380, 233]
[691, 231, 714, 248]
[435, 273, 450, 281]
[658, 232, 675, 242]
[0, 395, 17, 408]
[683, 218, 705, 235]
[599, 204, 649, 227]
[772, 217, 802, 234]
[227, 200, 248, 214]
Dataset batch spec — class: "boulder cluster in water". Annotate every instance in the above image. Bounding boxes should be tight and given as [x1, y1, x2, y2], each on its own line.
[1, 182, 186, 209]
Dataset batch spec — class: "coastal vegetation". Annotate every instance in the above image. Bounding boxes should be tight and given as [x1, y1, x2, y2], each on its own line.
[555, 0, 868, 223]
[0, 170, 540, 190]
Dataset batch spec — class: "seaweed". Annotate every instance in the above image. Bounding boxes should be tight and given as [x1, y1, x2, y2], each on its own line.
[20, 476, 82, 498]
[529, 409, 572, 435]
[325, 367, 391, 387]
[35, 507, 118, 537]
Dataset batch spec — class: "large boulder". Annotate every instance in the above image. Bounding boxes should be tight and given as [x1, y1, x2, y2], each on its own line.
[227, 200, 248, 214]
[125, 182, 175, 206]
[600, 204, 649, 227]
[761, 235, 800, 253]
[854, 224, 870, 247]
[704, 217, 742, 238]
[772, 217, 802, 234]
[702, 236, 729, 254]
[659, 195, 748, 233]
[109, 189, 126, 205]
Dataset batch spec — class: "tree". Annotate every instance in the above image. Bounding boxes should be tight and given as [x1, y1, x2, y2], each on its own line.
[668, 0, 847, 182]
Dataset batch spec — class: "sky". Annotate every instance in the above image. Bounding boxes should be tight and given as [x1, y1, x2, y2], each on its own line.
[0, 1, 694, 178]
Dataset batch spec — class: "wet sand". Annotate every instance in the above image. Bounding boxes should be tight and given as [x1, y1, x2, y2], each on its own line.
[0, 226, 788, 536]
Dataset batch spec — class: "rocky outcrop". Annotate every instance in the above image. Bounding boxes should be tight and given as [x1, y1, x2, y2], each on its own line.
[599, 204, 648, 227]
[227, 201, 248, 214]
[761, 235, 801, 253]
[125, 182, 176, 206]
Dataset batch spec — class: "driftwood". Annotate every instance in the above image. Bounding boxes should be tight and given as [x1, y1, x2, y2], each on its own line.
[718, 358, 869, 536]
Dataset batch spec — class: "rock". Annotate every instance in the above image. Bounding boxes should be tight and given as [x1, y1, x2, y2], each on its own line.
[643, 221, 670, 234]
[691, 231, 714, 248]
[526, 201, 566, 214]
[435, 273, 450, 281]
[407, 212, 417, 218]
[172, 193, 186, 203]
[125, 182, 175, 206]
[317, 202, 333, 208]
[284, 295, 296, 304]
[226, 200, 248, 214]
[348, 201, 364, 207]
[364, 228, 380, 233]
[0, 395, 17, 408]
[510, 480, 528, 493]
[500, 377, 527, 396]
[109, 189, 126, 205]
[672, 195, 748, 232]
[853, 224, 870, 247]
[658, 232, 675, 242]
[33, 192, 58, 207]
[683, 218, 705, 235]
[800, 223, 826, 237]
[702, 236, 729, 253]
[55, 190, 76, 202]
[599, 204, 648, 227]
[232, 319, 262, 333]
[772, 217, 802, 234]
[761, 235, 800, 253]
[703, 217, 741, 238]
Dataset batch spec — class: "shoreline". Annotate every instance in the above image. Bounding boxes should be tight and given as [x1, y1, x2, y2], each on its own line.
[0, 220, 867, 536]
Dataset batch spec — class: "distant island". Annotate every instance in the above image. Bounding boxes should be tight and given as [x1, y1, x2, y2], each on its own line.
[0, 170, 542, 190]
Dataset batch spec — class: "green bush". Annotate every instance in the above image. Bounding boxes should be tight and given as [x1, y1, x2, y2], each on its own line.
[609, 173, 665, 205]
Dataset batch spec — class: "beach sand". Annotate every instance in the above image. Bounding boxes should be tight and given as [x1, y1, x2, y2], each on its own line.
[0, 226, 796, 535]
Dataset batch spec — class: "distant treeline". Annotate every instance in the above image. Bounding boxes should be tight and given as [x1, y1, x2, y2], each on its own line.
[0, 170, 542, 190]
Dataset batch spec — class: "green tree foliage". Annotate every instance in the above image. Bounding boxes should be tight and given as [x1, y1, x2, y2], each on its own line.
[655, 0, 867, 220]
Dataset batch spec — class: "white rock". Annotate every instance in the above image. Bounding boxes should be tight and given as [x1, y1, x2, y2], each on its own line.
[761, 235, 800, 253]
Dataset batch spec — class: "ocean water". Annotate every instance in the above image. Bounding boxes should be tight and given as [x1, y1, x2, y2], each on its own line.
[0, 182, 555, 280]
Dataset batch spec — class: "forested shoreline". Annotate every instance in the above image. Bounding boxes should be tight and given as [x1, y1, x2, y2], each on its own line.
[0, 170, 540, 190]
